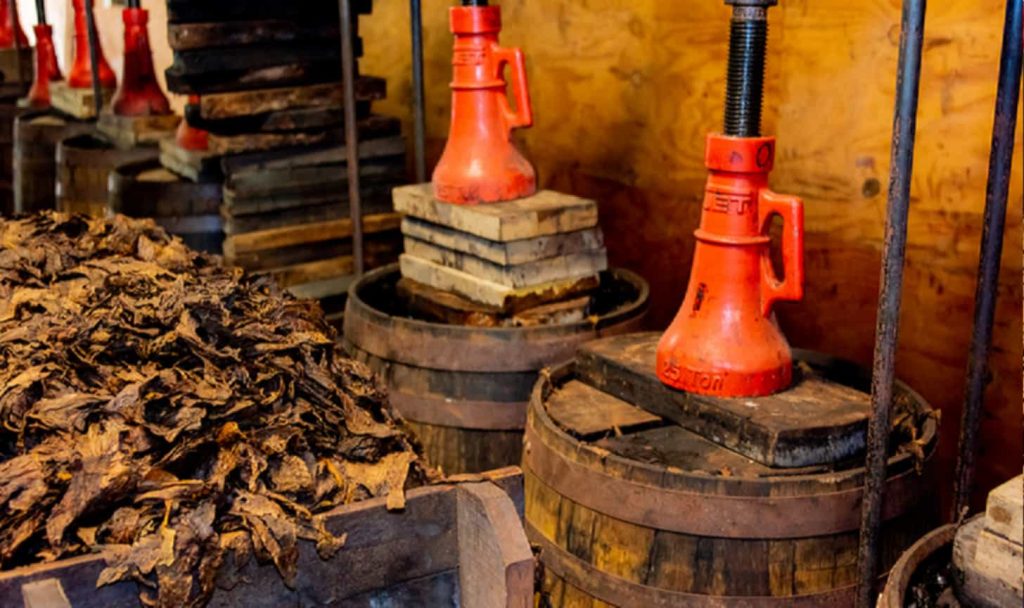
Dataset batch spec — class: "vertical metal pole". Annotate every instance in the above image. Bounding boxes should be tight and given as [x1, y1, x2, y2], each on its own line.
[11, 0, 25, 86]
[339, 0, 364, 276]
[952, 0, 1023, 520]
[410, 0, 426, 183]
[35, 0, 46, 25]
[855, 1, 926, 606]
[84, 0, 104, 118]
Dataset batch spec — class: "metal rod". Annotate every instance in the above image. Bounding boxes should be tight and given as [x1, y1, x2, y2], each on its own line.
[127, 0, 141, 9]
[84, 0, 104, 118]
[724, 5, 768, 137]
[35, 0, 46, 25]
[952, 0, 1023, 521]
[855, 1, 926, 606]
[339, 0, 364, 276]
[10, 0, 25, 86]
[410, 0, 426, 183]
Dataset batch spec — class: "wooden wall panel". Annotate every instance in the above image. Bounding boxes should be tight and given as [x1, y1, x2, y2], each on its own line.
[362, 0, 1023, 510]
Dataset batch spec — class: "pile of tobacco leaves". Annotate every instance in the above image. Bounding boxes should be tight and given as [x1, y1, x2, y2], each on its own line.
[0, 213, 433, 607]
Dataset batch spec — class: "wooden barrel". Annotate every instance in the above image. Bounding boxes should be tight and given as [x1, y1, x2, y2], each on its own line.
[877, 524, 956, 608]
[0, 85, 28, 215]
[14, 111, 94, 214]
[56, 133, 157, 217]
[524, 352, 939, 607]
[110, 159, 224, 254]
[343, 264, 649, 475]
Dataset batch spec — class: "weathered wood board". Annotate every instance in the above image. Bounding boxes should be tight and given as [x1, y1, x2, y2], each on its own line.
[166, 0, 371, 24]
[401, 217, 605, 266]
[221, 135, 405, 175]
[224, 161, 404, 202]
[222, 193, 395, 235]
[159, 136, 223, 182]
[49, 82, 114, 120]
[208, 114, 400, 155]
[573, 332, 873, 468]
[954, 515, 1023, 608]
[984, 475, 1023, 545]
[223, 212, 402, 258]
[96, 112, 180, 150]
[392, 184, 599, 242]
[168, 20, 340, 51]
[404, 236, 607, 289]
[400, 254, 600, 310]
[192, 78, 385, 120]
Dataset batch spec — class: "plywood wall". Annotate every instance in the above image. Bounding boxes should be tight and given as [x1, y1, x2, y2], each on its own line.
[361, 0, 1023, 510]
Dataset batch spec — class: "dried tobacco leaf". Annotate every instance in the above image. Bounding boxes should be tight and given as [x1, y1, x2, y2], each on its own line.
[0, 212, 434, 607]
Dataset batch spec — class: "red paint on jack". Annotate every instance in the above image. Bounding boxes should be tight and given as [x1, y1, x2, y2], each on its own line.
[112, 8, 170, 116]
[67, 0, 116, 90]
[26, 24, 62, 108]
[657, 134, 805, 397]
[0, 0, 28, 50]
[176, 96, 209, 151]
[432, 5, 535, 205]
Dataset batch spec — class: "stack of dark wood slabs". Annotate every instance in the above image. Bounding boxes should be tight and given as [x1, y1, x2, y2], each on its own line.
[165, 0, 372, 94]
[524, 332, 940, 607]
[393, 184, 609, 326]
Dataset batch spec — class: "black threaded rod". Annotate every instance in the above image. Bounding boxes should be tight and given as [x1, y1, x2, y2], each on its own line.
[723, 1, 774, 137]
[462, 0, 488, 6]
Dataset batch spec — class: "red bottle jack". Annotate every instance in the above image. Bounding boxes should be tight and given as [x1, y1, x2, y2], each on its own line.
[0, 0, 28, 49]
[432, 1, 535, 205]
[68, 0, 116, 90]
[657, 0, 805, 398]
[111, 8, 170, 116]
[26, 24, 62, 107]
[176, 96, 209, 151]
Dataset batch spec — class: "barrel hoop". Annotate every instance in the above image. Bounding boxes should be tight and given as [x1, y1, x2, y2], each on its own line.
[528, 522, 864, 607]
[389, 389, 527, 431]
[344, 269, 647, 373]
[523, 421, 929, 539]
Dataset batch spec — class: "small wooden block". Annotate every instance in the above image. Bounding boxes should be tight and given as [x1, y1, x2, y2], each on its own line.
[223, 212, 402, 258]
[984, 475, 1023, 545]
[97, 111, 181, 150]
[403, 236, 607, 289]
[547, 379, 662, 438]
[399, 254, 600, 310]
[401, 217, 605, 266]
[574, 332, 872, 468]
[50, 81, 114, 120]
[194, 78, 385, 119]
[159, 136, 223, 182]
[0, 47, 32, 85]
[392, 184, 599, 242]
[955, 515, 1023, 608]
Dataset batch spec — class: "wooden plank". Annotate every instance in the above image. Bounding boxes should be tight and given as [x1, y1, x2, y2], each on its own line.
[574, 332, 872, 468]
[159, 137, 223, 182]
[165, 61, 343, 96]
[456, 483, 535, 608]
[196, 79, 385, 119]
[288, 275, 357, 301]
[225, 161, 404, 201]
[402, 217, 606, 266]
[546, 379, 662, 438]
[268, 255, 354, 287]
[222, 193, 394, 234]
[166, 0, 370, 24]
[224, 212, 402, 257]
[403, 236, 607, 289]
[392, 184, 599, 242]
[96, 112, 180, 150]
[168, 20, 340, 51]
[208, 114, 400, 155]
[399, 254, 601, 310]
[984, 475, 1022, 544]
[221, 135, 405, 175]
[49, 82, 114, 120]
[955, 515, 1023, 608]
[232, 231, 400, 271]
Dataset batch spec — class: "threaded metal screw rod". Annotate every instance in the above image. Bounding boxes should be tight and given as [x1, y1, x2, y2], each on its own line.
[724, 6, 768, 137]
[462, 0, 488, 6]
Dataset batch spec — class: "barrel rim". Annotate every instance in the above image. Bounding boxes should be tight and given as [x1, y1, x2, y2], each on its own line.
[877, 523, 956, 608]
[528, 352, 938, 490]
[343, 263, 650, 372]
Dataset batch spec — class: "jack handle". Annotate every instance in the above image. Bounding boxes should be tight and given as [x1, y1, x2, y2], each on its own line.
[759, 189, 805, 317]
[493, 45, 533, 132]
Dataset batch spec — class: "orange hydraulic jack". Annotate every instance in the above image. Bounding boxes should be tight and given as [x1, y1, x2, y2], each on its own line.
[111, 3, 170, 116]
[68, 0, 116, 90]
[657, 0, 805, 398]
[0, 0, 27, 49]
[27, 17, 61, 107]
[176, 96, 209, 151]
[432, 0, 535, 205]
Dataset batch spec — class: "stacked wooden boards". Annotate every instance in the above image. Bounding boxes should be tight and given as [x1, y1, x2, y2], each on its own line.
[393, 184, 609, 326]
[161, 0, 406, 314]
[954, 475, 1023, 607]
[524, 333, 940, 606]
